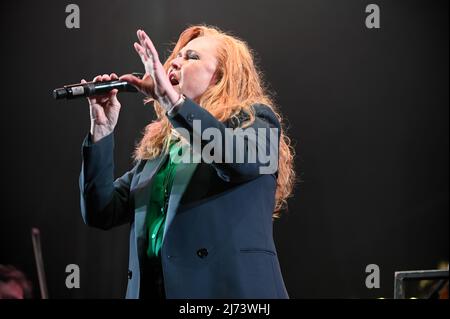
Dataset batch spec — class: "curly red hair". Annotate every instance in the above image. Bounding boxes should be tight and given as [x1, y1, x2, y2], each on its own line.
[134, 25, 295, 217]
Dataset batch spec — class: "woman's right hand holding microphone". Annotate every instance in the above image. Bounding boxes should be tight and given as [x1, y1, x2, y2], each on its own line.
[82, 73, 121, 143]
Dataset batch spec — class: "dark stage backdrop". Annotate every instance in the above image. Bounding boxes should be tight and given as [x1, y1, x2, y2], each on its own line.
[0, 0, 448, 298]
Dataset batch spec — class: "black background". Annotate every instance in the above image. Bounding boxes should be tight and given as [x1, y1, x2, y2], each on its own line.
[0, 0, 448, 298]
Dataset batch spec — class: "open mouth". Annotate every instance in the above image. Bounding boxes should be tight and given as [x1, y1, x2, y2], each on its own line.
[169, 73, 179, 86]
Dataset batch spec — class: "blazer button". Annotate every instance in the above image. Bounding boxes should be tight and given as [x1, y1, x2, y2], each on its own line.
[128, 270, 133, 280]
[197, 248, 208, 258]
[187, 114, 195, 122]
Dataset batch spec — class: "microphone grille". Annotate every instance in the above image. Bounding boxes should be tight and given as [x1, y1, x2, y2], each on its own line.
[53, 88, 68, 99]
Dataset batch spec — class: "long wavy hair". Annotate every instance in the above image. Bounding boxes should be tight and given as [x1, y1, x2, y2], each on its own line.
[134, 25, 295, 218]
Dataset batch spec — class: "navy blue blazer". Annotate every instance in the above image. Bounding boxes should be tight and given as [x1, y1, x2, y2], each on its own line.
[79, 98, 289, 298]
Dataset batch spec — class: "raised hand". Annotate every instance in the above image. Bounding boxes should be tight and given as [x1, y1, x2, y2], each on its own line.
[120, 29, 180, 110]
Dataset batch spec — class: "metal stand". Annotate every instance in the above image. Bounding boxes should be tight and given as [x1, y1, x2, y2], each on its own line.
[394, 269, 449, 299]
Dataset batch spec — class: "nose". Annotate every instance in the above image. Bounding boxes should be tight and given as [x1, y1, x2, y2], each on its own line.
[170, 56, 182, 70]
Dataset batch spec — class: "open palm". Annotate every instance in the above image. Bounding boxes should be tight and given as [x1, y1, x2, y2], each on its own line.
[120, 30, 179, 110]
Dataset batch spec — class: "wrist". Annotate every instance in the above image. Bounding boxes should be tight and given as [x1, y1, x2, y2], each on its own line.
[167, 94, 185, 117]
[167, 89, 181, 105]
[90, 123, 113, 143]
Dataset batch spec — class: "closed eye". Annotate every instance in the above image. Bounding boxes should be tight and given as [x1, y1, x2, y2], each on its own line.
[188, 53, 199, 60]
[177, 49, 200, 60]
[186, 49, 199, 60]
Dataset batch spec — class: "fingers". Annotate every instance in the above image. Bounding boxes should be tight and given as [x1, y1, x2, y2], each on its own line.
[136, 29, 162, 77]
[138, 29, 160, 63]
[81, 79, 92, 103]
[92, 73, 117, 83]
[137, 30, 148, 57]
[120, 73, 155, 98]
[134, 41, 155, 77]
[119, 74, 140, 85]
[119, 73, 144, 92]
[134, 42, 148, 64]
[87, 74, 119, 102]
[131, 29, 169, 98]
[136, 30, 149, 63]
[109, 89, 119, 104]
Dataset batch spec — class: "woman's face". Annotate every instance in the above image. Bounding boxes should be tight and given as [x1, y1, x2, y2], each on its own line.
[168, 36, 219, 101]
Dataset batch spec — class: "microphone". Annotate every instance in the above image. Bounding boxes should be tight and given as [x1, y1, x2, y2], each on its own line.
[53, 72, 144, 100]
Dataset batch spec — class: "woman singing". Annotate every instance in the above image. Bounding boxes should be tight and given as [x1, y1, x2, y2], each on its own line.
[79, 25, 295, 299]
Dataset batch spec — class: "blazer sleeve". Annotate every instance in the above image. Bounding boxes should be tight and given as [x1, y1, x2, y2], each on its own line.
[79, 132, 136, 230]
[167, 98, 281, 183]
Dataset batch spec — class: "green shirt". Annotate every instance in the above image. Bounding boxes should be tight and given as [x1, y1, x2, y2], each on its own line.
[146, 140, 181, 258]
